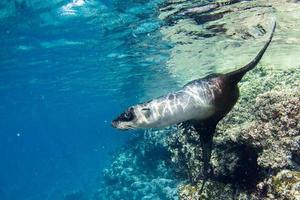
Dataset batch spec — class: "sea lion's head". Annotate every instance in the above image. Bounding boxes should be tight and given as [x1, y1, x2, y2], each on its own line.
[112, 107, 137, 130]
[111, 104, 154, 130]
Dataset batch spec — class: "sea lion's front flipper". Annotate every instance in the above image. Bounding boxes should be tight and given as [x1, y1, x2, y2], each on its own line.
[199, 126, 214, 177]
[178, 120, 192, 130]
[192, 119, 217, 190]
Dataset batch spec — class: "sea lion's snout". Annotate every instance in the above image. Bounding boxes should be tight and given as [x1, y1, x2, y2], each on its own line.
[111, 120, 118, 128]
[111, 119, 131, 131]
[111, 119, 124, 130]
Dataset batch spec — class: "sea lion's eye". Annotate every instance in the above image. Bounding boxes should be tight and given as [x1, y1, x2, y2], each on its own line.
[123, 110, 134, 121]
[124, 112, 130, 118]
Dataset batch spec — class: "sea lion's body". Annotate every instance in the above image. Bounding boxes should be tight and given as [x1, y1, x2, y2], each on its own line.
[112, 20, 275, 130]
[131, 74, 238, 129]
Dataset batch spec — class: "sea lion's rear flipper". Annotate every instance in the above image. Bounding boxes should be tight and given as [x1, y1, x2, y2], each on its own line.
[226, 19, 276, 84]
[192, 120, 217, 191]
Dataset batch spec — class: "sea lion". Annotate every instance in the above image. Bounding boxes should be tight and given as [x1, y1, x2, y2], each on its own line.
[112, 20, 276, 186]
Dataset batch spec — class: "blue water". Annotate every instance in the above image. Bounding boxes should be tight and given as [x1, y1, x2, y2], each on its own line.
[0, 0, 177, 199]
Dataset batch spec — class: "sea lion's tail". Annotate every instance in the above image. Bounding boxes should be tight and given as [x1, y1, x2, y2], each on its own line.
[227, 19, 276, 84]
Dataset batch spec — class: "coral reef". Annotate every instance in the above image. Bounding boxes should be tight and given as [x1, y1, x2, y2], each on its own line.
[178, 182, 237, 200]
[254, 170, 300, 200]
[96, 128, 180, 200]
[230, 88, 299, 170]
[217, 67, 300, 173]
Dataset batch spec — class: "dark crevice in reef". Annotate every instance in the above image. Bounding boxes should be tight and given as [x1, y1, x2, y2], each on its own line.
[233, 145, 261, 190]
[292, 150, 300, 167]
[212, 143, 264, 191]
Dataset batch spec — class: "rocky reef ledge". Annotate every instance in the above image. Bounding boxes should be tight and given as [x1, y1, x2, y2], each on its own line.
[170, 66, 300, 199]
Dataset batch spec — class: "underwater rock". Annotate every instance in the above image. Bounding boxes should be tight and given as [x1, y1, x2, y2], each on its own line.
[233, 88, 300, 170]
[217, 67, 300, 171]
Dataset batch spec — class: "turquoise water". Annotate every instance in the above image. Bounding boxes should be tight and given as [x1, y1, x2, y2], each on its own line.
[0, 0, 177, 199]
[2, 0, 299, 199]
